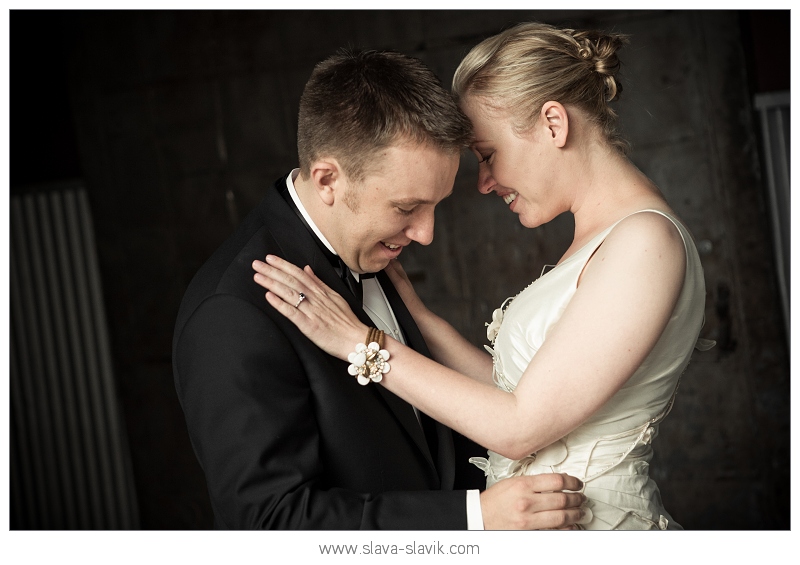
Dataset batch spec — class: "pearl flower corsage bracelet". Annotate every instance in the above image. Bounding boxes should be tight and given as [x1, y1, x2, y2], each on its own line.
[348, 327, 391, 386]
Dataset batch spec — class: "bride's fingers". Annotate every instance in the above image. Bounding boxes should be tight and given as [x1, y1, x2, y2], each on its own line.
[384, 261, 402, 287]
[253, 258, 312, 293]
[257, 258, 370, 360]
[254, 257, 305, 288]
[263, 255, 336, 299]
[252, 264, 309, 305]
[301, 265, 339, 298]
[265, 254, 315, 284]
[385, 259, 411, 287]
[303, 264, 325, 286]
[257, 255, 362, 328]
[265, 289, 306, 322]
[302, 265, 350, 306]
[255, 261, 342, 319]
[256, 274, 307, 309]
[252, 260, 274, 287]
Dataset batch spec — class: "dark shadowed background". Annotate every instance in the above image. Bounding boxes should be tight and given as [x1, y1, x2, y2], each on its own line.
[9, 9, 790, 530]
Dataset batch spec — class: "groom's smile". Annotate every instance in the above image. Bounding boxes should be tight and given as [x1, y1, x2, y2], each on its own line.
[327, 140, 460, 275]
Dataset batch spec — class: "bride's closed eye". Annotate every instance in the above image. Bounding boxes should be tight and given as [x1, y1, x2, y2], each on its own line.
[471, 146, 494, 164]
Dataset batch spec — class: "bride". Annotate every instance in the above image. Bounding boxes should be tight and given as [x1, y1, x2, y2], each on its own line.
[252, 22, 713, 530]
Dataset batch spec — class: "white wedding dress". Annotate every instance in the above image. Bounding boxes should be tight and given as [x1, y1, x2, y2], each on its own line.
[471, 210, 714, 530]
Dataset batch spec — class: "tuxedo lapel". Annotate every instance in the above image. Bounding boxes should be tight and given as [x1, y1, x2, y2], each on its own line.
[377, 270, 456, 490]
[377, 272, 431, 357]
[260, 177, 441, 486]
[259, 179, 370, 325]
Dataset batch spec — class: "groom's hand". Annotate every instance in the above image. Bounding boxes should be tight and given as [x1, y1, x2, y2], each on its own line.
[480, 473, 586, 530]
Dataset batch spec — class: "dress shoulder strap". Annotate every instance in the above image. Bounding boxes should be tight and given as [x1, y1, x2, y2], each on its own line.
[612, 208, 687, 242]
[596, 208, 692, 261]
[559, 209, 688, 284]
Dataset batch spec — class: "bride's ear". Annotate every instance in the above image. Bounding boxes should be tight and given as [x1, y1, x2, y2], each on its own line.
[541, 101, 568, 148]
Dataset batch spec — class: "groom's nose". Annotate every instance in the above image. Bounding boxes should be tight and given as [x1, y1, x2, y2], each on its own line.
[405, 208, 435, 246]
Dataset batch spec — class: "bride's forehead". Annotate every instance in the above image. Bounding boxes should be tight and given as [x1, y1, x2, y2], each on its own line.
[463, 95, 509, 119]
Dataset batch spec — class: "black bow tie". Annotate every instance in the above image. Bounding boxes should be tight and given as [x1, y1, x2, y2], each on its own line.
[336, 257, 362, 302]
[279, 179, 377, 302]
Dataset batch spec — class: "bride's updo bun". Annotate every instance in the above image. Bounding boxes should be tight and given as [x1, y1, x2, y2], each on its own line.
[573, 30, 625, 102]
[453, 22, 630, 153]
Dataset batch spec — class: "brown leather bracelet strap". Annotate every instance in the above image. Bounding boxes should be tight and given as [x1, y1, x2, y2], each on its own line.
[366, 327, 385, 349]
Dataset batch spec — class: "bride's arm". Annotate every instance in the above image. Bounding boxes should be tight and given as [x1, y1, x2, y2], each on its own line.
[383, 260, 494, 385]
[253, 213, 687, 459]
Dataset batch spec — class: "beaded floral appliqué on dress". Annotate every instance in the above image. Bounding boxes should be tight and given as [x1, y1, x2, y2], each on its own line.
[483, 296, 516, 393]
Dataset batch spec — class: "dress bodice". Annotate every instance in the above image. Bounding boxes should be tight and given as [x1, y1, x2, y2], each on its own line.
[472, 209, 713, 530]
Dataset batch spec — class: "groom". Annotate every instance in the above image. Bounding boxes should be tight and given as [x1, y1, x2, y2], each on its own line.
[173, 48, 585, 529]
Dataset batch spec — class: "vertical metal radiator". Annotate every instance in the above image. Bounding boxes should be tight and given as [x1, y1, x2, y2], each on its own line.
[10, 185, 139, 529]
[754, 91, 790, 342]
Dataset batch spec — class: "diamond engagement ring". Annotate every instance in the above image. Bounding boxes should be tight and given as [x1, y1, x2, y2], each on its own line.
[294, 292, 306, 308]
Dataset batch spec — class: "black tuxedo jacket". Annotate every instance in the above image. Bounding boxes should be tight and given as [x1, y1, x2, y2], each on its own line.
[173, 176, 469, 529]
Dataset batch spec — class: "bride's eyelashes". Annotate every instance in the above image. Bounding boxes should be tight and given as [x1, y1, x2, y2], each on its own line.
[469, 144, 494, 164]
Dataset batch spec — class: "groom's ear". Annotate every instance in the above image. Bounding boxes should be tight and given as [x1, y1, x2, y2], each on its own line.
[540, 101, 569, 148]
[309, 158, 343, 206]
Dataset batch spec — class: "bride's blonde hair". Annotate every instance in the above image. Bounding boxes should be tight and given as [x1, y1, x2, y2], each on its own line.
[453, 22, 630, 154]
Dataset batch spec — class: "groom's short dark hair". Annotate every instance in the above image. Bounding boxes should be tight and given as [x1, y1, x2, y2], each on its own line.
[297, 48, 471, 182]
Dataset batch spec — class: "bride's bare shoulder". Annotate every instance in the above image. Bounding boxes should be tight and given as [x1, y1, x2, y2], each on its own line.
[589, 210, 687, 281]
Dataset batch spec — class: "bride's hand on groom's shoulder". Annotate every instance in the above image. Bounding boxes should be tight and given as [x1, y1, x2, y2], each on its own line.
[253, 255, 367, 360]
